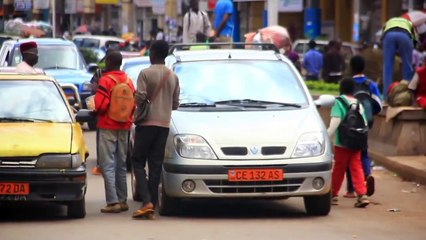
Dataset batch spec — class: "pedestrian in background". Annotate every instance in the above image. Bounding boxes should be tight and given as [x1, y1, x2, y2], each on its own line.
[322, 40, 345, 83]
[381, 17, 416, 100]
[408, 58, 426, 108]
[16, 41, 44, 74]
[94, 51, 135, 213]
[213, 0, 234, 43]
[303, 39, 323, 80]
[182, 0, 212, 43]
[327, 78, 370, 208]
[131, 40, 180, 220]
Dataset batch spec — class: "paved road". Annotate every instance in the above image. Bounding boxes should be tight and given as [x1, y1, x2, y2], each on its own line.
[0, 130, 425, 240]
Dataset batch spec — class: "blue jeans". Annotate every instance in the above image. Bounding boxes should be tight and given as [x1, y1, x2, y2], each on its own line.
[346, 148, 371, 193]
[98, 129, 129, 204]
[382, 30, 414, 100]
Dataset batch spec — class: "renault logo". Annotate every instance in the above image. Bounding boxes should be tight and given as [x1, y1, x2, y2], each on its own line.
[250, 146, 259, 155]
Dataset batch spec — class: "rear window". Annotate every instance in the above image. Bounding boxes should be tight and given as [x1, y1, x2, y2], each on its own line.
[174, 60, 308, 106]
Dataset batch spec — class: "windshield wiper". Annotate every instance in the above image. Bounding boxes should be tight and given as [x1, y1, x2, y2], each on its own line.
[214, 99, 302, 108]
[43, 66, 76, 70]
[0, 117, 53, 123]
[179, 102, 216, 108]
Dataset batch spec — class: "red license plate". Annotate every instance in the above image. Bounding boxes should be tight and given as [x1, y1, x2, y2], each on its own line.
[0, 182, 29, 195]
[228, 169, 283, 182]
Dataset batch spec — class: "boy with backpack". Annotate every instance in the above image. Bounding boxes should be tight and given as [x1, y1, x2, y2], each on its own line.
[327, 78, 370, 208]
[344, 55, 383, 198]
[94, 51, 135, 213]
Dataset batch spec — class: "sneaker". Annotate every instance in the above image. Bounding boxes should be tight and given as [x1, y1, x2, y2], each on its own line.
[120, 202, 129, 212]
[91, 166, 102, 175]
[366, 175, 375, 196]
[132, 202, 155, 219]
[343, 192, 356, 198]
[101, 203, 121, 213]
[354, 195, 370, 208]
[331, 196, 339, 205]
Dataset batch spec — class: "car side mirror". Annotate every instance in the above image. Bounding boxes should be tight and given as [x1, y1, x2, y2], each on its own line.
[75, 109, 96, 123]
[87, 63, 98, 73]
[314, 94, 336, 108]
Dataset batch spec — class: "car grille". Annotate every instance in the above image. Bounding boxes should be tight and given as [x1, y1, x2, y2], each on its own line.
[204, 178, 304, 193]
[0, 157, 37, 168]
[221, 146, 286, 156]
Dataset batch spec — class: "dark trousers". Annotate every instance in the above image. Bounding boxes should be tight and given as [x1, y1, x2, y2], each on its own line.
[132, 125, 169, 206]
[305, 74, 319, 81]
[346, 148, 371, 192]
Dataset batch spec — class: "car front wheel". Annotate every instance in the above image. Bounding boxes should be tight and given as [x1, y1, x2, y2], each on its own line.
[67, 197, 86, 218]
[303, 191, 331, 216]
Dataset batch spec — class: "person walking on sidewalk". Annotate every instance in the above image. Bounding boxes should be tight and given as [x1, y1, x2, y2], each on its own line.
[344, 55, 382, 198]
[327, 78, 370, 208]
[182, 0, 212, 43]
[303, 39, 323, 80]
[213, 0, 234, 43]
[131, 40, 180, 219]
[94, 51, 135, 213]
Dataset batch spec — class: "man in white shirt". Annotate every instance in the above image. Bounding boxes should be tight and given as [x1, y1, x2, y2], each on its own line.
[16, 41, 44, 74]
[182, 0, 212, 43]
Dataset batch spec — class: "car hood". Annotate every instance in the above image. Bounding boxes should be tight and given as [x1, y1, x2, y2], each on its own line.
[171, 108, 326, 159]
[0, 123, 72, 157]
[44, 69, 92, 84]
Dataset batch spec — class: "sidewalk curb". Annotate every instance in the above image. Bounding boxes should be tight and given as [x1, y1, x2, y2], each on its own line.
[369, 150, 426, 185]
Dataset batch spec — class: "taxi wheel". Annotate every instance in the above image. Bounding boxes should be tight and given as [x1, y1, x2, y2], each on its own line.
[158, 176, 181, 216]
[67, 197, 86, 218]
[303, 191, 331, 216]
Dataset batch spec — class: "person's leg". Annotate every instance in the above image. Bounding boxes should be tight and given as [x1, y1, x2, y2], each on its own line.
[396, 33, 414, 81]
[115, 130, 129, 205]
[98, 129, 121, 212]
[382, 32, 397, 100]
[132, 126, 155, 205]
[345, 167, 355, 197]
[331, 146, 350, 198]
[147, 127, 170, 206]
[361, 148, 371, 177]
[348, 150, 367, 196]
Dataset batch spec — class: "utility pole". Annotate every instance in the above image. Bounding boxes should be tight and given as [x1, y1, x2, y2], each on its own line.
[52, 0, 56, 38]
[266, 0, 278, 26]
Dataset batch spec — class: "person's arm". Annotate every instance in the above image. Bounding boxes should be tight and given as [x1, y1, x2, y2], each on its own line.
[94, 76, 110, 114]
[172, 76, 180, 110]
[135, 71, 148, 108]
[214, 13, 230, 37]
[327, 117, 341, 136]
[408, 73, 419, 106]
[182, 13, 189, 43]
[202, 11, 213, 36]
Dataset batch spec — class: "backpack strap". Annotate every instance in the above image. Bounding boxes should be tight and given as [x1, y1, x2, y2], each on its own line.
[106, 74, 130, 86]
[150, 69, 171, 103]
[337, 96, 359, 110]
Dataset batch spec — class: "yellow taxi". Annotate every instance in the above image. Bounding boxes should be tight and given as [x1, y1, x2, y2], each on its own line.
[0, 72, 90, 218]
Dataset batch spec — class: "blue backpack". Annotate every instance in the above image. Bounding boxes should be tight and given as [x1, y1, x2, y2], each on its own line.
[353, 79, 375, 128]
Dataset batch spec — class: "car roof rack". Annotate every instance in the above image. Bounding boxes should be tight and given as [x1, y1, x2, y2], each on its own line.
[169, 42, 280, 54]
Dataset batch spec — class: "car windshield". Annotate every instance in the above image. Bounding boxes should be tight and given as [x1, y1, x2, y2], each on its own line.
[11, 45, 86, 70]
[122, 61, 151, 86]
[174, 60, 308, 106]
[0, 80, 72, 123]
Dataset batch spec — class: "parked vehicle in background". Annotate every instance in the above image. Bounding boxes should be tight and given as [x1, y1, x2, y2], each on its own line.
[0, 38, 94, 113]
[0, 71, 91, 218]
[292, 39, 361, 67]
[121, 56, 151, 85]
[0, 34, 19, 49]
[128, 42, 336, 216]
[72, 35, 124, 51]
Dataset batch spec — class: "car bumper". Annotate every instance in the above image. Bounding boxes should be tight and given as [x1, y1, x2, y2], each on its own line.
[162, 161, 332, 198]
[0, 167, 87, 202]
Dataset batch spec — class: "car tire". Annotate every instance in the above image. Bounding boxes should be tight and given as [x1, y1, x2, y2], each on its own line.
[158, 176, 181, 216]
[303, 191, 331, 216]
[131, 164, 142, 202]
[67, 197, 86, 219]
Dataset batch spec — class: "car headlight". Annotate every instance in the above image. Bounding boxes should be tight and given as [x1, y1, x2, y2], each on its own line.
[36, 154, 82, 168]
[82, 81, 92, 92]
[292, 132, 325, 158]
[174, 135, 217, 159]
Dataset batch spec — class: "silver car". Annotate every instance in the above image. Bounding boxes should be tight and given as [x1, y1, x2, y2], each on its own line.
[131, 43, 335, 216]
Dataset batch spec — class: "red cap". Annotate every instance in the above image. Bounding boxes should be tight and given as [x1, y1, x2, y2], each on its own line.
[20, 41, 37, 53]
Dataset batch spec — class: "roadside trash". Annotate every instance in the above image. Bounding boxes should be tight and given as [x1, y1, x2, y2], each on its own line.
[387, 208, 401, 212]
[401, 189, 410, 193]
[372, 166, 385, 171]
